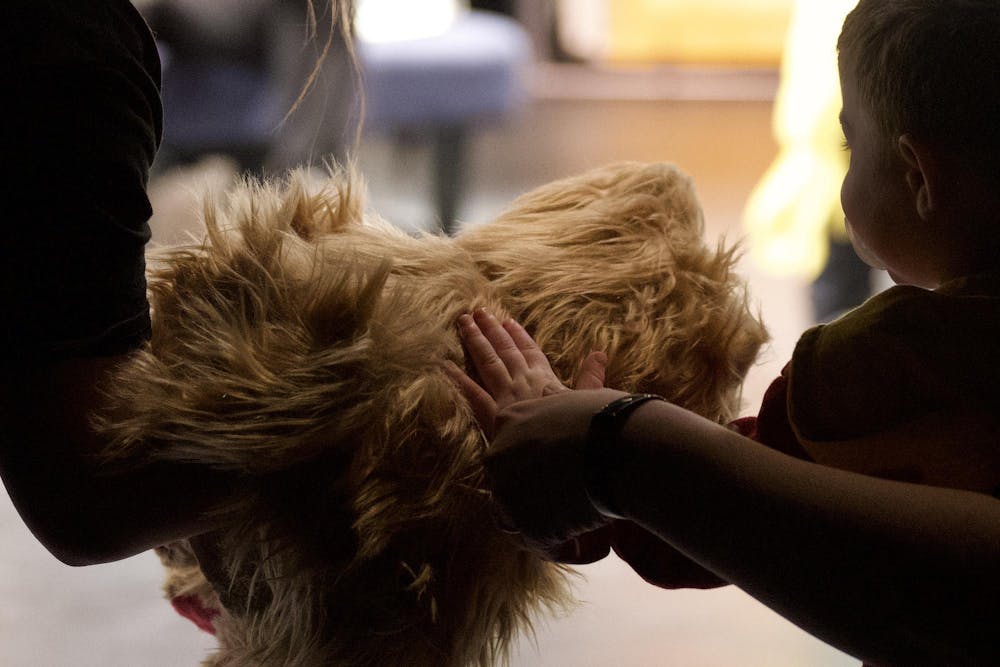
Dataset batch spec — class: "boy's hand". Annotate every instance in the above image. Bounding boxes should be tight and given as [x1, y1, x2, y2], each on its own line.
[447, 310, 613, 559]
[447, 309, 607, 436]
[481, 389, 624, 553]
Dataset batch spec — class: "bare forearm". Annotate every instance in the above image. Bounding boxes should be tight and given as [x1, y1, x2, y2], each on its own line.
[1, 355, 242, 565]
[613, 400, 1000, 665]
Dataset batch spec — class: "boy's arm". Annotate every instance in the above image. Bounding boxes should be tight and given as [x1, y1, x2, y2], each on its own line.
[0, 356, 245, 565]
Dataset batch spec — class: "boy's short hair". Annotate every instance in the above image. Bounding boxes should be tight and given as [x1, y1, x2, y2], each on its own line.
[838, 0, 1000, 178]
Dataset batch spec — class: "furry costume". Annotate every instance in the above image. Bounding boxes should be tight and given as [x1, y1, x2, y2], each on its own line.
[100, 162, 767, 666]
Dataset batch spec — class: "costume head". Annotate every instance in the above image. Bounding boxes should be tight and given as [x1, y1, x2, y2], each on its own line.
[101, 162, 767, 666]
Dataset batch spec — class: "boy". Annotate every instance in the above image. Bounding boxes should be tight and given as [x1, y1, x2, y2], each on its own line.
[837, 0, 1000, 290]
[742, 0, 1000, 495]
[450, 0, 1000, 664]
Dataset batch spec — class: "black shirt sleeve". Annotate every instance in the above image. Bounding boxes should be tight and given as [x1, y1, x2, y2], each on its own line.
[0, 0, 162, 363]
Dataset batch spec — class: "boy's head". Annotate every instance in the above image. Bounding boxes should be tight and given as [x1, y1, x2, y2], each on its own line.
[835, 0, 1000, 287]
[837, 0, 1000, 179]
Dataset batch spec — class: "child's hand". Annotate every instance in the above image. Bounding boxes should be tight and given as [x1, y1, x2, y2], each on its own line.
[447, 310, 615, 556]
[482, 387, 625, 552]
[447, 309, 607, 438]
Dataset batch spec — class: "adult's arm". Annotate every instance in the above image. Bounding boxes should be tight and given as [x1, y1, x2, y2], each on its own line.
[490, 390, 1000, 666]
[458, 310, 1000, 665]
[1, 358, 244, 566]
[0, 0, 244, 565]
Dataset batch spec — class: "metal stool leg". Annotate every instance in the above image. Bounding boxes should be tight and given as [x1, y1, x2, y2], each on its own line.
[432, 125, 468, 235]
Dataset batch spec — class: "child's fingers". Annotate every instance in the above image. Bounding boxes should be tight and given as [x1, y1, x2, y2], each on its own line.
[444, 361, 498, 437]
[501, 317, 552, 369]
[574, 350, 608, 390]
[470, 309, 531, 378]
[458, 310, 569, 403]
[458, 312, 516, 393]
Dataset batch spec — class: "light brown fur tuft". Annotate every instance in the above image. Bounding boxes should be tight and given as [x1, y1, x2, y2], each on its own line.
[100, 162, 767, 665]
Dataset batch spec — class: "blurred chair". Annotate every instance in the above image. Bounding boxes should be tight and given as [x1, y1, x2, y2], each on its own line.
[147, 0, 531, 235]
[148, 0, 356, 177]
[359, 8, 532, 234]
[155, 43, 279, 174]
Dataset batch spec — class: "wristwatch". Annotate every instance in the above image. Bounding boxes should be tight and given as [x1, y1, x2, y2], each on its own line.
[585, 393, 665, 519]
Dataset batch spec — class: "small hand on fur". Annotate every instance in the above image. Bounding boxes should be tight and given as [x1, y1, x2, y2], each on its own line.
[450, 309, 612, 559]
[448, 309, 607, 438]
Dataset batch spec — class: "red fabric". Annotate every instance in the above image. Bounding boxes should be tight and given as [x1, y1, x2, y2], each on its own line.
[731, 371, 813, 462]
[170, 594, 219, 635]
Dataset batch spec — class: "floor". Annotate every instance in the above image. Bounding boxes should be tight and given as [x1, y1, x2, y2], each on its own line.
[0, 86, 860, 666]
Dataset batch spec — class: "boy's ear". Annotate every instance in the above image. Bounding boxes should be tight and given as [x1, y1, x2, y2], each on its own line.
[897, 134, 939, 220]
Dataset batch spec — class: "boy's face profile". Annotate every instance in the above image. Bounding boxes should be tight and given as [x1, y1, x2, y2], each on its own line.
[838, 62, 948, 289]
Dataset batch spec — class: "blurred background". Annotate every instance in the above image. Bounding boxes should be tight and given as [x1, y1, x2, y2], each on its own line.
[1, 0, 876, 664]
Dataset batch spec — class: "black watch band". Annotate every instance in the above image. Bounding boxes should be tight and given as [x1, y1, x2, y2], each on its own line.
[585, 393, 665, 519]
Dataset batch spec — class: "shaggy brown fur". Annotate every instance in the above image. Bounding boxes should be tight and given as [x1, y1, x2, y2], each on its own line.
[99, 162, 767, 666]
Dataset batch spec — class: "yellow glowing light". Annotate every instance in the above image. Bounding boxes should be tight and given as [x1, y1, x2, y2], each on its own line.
[606, 0, 793, 65]
[743, 0, 858, 278]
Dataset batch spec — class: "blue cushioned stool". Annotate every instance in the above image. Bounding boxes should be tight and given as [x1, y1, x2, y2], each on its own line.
[152, 6, 531, 235]
[157, 46, 280, 173]
[360, 10, 531, 234]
